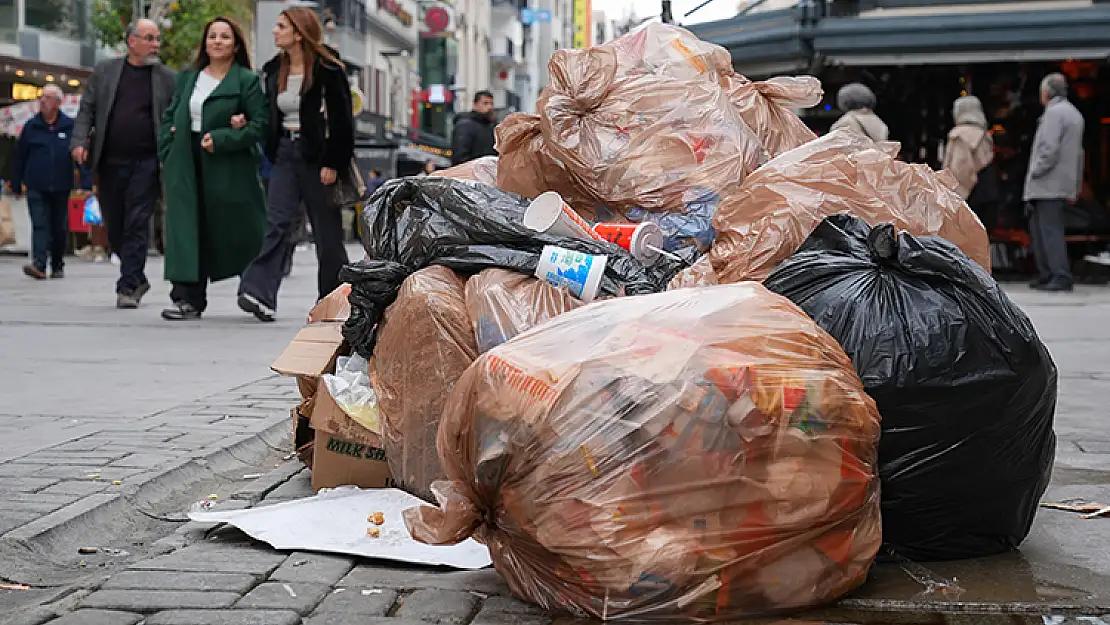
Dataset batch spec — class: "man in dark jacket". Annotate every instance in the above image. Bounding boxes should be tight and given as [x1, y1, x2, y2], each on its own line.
[8, 84, 76, 280]
[71, 19, 176, 308]
[450, 90, 496, 166]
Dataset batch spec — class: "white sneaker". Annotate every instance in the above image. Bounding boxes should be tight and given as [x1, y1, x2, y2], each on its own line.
[1084, 252, 1110, 266]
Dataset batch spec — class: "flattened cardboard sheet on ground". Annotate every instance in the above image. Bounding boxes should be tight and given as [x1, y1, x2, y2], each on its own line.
[189, 487, 491, 570]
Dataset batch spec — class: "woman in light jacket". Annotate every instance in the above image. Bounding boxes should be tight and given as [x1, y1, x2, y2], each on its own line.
[237, 6, 354, 322]
[943, 95, 996, 228]
[943, 95, 995, 199]
[830, 83, 889, 142]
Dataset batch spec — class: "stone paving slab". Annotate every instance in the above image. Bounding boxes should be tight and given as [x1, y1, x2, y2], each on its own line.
[44, 609, 143, 625]
[142, 610, 303, 625]
[79, 590, 243, 612]
[269, 553, 356, 586]
[311, 587, 399, 616]
[100, 571, 261, 594]
[234, 582, 333, 615]
[396, 589, 482, 625]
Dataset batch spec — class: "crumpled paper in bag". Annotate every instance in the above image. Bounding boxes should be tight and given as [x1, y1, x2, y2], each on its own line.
[371, 266, 478, 502]
[405, 284, 882, 621]
[536, 25, 765, 214]
[433, 156, 499, 186]
[465, 268, 585, 354]
[709, 129, 991, 283]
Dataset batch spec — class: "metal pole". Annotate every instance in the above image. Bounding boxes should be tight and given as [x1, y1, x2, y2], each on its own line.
[132, 0, 144, 20]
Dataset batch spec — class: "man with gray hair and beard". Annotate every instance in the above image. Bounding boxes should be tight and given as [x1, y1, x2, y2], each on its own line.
[1024, 72, 1085, 292]
[72, 18, 175, 309]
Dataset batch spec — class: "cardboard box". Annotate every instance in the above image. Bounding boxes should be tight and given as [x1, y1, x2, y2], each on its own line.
[311, 429, 395, 490]
[271, 323, 346, 382]
[308, 284, 352, 324]
[310, 386, 394, 490]
[308, 383, 393, 491]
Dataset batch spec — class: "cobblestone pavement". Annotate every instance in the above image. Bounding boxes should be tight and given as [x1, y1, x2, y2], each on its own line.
[5, 271, 1110, 624]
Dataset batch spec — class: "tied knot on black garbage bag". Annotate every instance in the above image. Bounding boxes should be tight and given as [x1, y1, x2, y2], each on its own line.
[867, 223, 899, 263]
[339, 259, 408, 357]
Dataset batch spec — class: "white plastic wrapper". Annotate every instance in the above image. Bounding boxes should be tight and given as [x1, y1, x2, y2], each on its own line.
[322, 354, 381, 434]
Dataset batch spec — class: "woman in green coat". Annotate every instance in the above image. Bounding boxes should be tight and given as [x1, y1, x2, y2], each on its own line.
[158, 16, 268, 321]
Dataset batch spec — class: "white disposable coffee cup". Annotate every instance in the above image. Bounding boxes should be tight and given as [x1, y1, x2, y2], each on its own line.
[534, 245, 607, 303]
[523, 192, 604, 241]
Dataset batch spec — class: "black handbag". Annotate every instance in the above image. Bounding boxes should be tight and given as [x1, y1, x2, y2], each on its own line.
[331, 159, 366, 208]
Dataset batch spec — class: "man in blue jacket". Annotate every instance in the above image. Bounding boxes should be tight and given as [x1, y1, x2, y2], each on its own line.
[8, 84, 76, 279]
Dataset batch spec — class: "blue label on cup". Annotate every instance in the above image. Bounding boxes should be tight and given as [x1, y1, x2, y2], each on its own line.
[536, 245, 598, 300]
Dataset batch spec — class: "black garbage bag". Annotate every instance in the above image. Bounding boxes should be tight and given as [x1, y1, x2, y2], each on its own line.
[764, 214, 1057, 561]
[342, 177, 695, 357]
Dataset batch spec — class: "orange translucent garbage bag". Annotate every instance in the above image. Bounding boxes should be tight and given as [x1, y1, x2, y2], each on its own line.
[728, 76, 822, 158]
[433, 156, 499, 186]
[405, 284, 882, 621]
[370, 266, 478, 501]
[537, 25, 764, 214]
[465, 268, 585, 354]
[709, 130, 991, 283]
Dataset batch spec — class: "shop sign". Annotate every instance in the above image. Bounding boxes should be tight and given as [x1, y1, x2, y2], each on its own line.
[535, 9, 552, 23]
[413, 143, 451, 158]
[378, 0, 414, 27]
[572, 0, 591, 48]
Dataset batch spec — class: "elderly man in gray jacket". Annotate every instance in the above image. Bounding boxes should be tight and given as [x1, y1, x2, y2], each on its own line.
[1024, 73, 1085, 292]
[71, 19, 175, 309]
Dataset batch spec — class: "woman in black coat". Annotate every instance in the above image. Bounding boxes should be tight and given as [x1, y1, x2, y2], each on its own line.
[237, 6, 354, 322]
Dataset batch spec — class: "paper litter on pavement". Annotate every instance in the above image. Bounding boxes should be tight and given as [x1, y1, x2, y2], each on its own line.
[189, 487, 492, 570]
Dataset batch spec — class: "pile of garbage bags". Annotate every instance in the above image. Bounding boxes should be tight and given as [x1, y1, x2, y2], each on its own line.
[300, 20, 1058, 623]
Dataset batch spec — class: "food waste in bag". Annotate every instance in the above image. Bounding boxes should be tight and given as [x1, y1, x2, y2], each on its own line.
[536, 24, 765, 215]
[405, 284, 883, 621]
[341, 177, 691, 358]
[466, 268, 585, 353]
[371, 266, 478, 502]
[709, 130, 991, 283]
[764, 215, 1057, 561]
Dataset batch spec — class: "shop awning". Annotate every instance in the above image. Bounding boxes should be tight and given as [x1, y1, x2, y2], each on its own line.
[813, 4, 1110, 66]
[687, 7, 814, 77]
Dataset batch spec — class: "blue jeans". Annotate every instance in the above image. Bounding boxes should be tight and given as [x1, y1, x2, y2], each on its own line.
[26, 189, 69, 273]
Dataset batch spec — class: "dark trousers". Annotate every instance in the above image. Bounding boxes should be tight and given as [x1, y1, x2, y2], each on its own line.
[98, 155, 160, 294]
[26, 189, 69, 273]
[240, 138, 348, 309]
[169, 135, 210, 311]
[1028, 199, 1073, 284]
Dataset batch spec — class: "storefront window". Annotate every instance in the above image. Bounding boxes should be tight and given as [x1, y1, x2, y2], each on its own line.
[25, 0, 88, 39]
[1, 0, 17, 43]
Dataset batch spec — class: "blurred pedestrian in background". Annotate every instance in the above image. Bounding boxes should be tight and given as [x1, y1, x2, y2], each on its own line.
[830, 83, 889, 143]
[1024, 72, 1085, 293]
[8, 84, 77, 280]
[237, 6, 354, 322]
[943, 94, 998, 230]
[450, 90, 496, 165]
[418, 161, 437, 177]
[157, 17, 269, 321]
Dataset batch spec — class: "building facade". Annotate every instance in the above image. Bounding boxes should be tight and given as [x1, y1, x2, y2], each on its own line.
[490, 0, 525, 116]
[1, 0, 96, 108]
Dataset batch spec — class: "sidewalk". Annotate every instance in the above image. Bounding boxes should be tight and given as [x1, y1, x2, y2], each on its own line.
[0, 250, 344, 617]
[5, 281, 1110, 625]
